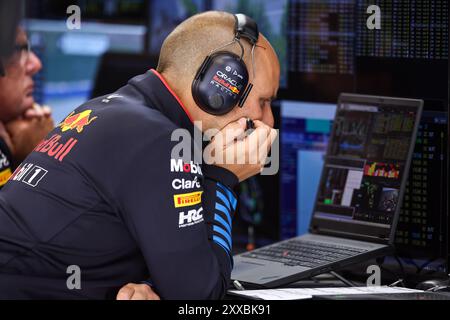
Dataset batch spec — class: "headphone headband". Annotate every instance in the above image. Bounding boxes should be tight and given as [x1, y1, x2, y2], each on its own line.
[234, 13, 259, 45]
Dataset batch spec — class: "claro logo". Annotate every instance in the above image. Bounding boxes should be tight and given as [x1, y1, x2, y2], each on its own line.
[170, 159, 203, 175]
[172, 177, 201, 190]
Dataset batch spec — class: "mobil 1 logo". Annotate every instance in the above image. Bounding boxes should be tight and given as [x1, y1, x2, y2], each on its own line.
[10, 163, 48, 187]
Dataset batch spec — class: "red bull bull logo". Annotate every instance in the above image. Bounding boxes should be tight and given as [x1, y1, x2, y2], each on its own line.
[58, 109, 97, 133]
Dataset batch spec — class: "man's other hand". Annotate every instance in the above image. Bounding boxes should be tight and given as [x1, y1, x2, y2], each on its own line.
[116, 283, 160, 300]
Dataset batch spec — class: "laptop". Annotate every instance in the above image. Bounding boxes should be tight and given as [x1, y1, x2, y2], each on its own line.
[231, 93, 423, 288]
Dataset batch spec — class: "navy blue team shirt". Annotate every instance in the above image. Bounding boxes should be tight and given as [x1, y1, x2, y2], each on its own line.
[0, 69, 239, 299]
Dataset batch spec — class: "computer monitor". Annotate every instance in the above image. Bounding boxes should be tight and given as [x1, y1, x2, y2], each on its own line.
[26, 0, 149, 25]
[285, 0, 448, 102]
[148, 0, 207, 55]
[281, 100, 447, 273]
[285, 0, 356, 102]
[25, 19, 146, 123]
[280, 101, 336, 238]
[354, 0, 449, 274]
[395, 111, 448, 273]
[311, 94, 422, 242]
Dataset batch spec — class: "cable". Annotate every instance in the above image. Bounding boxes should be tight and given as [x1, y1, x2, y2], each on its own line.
[374, 255, 407, 287]
[208, 38, 241, 58]
[388, 279, 405, 287]
[250, 44, 256, 79]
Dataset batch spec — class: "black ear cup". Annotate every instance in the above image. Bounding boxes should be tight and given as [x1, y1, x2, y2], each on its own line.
[191, 13, 258, 116]
[192, 51, 249, 115]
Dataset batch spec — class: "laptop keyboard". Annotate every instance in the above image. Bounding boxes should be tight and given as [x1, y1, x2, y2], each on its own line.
[241, 239, 368, 268]
[318, 292, 450, 300]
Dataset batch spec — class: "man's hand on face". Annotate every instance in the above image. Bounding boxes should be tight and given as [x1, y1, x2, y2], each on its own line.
[205, 117, 278, 182]
[23, 103, 52, 119]
[5, 103, 54, 164]
[116, 283, 160, 300]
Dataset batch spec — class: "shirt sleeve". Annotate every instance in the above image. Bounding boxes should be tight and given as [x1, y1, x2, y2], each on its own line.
[113, 127, 239, 299]
[0, 138, 13, 188]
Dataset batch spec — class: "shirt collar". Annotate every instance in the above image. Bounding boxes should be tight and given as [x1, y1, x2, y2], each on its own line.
[128, 69, 194, 134]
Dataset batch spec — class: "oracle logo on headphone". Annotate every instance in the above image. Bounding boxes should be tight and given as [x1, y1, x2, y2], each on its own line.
[216, 70, 239, 87]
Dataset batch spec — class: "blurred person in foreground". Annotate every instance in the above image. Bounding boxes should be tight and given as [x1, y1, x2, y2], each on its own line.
[0, 27, 54, 185]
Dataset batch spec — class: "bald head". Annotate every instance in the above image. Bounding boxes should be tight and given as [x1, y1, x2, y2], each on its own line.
[157, 11, 280, 131]
[157, 11, 254, 82]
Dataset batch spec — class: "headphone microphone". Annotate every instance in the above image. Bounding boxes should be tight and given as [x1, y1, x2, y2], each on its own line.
[191, 14, 259, 116]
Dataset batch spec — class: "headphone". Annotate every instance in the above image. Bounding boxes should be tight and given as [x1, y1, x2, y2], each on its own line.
[192, 13, 259, 115]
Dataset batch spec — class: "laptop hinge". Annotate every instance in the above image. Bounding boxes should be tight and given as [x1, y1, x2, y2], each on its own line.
[312, 227, 389, 244]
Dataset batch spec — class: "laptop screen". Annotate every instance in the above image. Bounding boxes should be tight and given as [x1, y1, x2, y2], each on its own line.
[310, 94, 423, 244]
